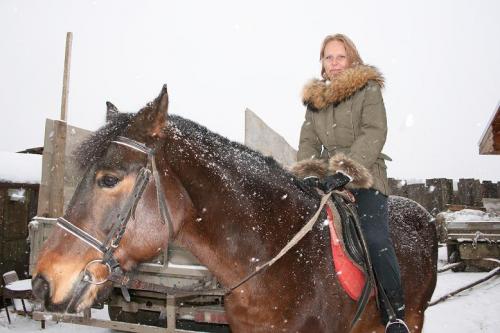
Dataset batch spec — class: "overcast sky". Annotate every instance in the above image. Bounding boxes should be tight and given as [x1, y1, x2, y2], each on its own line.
[1, 0, 499, 181]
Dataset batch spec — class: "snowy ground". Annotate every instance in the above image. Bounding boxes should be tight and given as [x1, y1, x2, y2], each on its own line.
[1, 247, 499, 332]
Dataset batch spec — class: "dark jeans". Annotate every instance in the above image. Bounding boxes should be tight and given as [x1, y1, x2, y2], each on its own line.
[351, 188, 405, 324]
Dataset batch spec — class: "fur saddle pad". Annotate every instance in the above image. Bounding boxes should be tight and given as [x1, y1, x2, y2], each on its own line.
[325, 203, 371, 301]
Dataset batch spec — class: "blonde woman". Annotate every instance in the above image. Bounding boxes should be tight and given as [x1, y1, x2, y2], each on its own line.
[296, 34, 409, 333]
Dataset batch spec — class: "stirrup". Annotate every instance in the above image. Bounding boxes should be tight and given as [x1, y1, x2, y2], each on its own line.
[385, 318, 410, 333]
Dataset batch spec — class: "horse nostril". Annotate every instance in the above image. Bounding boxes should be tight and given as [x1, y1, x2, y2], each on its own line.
[32, 275, 51, 302]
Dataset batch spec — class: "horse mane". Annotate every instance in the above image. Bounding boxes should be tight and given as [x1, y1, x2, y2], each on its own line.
[169, 115, 287, 175]
[74, 113, 134, 169]
[74, 113, 309, 195]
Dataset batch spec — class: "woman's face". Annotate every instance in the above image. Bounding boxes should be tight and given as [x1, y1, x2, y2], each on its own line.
[322, 40, 349, 80]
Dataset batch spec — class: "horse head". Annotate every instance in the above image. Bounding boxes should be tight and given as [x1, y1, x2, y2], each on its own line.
[32, 85, 195, 312]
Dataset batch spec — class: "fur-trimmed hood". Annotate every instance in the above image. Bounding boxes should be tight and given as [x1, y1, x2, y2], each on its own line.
[302, 65, 384, 112]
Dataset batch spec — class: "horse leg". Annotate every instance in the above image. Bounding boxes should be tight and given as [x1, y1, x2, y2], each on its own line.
[402, 304, 427, 333]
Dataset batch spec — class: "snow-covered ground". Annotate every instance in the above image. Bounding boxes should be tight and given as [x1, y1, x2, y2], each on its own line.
[423, 247, 500, 332]
[1, 247, 498, 332]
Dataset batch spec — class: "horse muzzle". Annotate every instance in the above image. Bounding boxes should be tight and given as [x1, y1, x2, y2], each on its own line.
[32, 272, 110, 313]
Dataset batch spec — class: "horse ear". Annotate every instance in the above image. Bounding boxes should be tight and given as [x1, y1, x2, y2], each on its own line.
[106, 101, 119, 123]
[156, 84, 169, 116]
[149, 84, 169, 138]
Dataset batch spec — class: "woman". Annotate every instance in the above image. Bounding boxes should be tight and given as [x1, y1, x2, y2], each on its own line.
[295, 34, 409, 333]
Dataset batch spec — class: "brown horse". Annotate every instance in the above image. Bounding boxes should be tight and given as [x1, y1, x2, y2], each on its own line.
[32, 86, 437, 332]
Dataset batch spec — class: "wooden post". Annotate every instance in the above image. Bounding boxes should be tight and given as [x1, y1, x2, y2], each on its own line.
[388, 178, 407, 197]
[60, 32, 72, 122]
[481, 180, 498, 199]
[426, 178, 453, 213]
[458, 179, 483, 207]
[37, 120, 65, 217]
[37, 34, 73, 217]
[406, 183, 428, 210]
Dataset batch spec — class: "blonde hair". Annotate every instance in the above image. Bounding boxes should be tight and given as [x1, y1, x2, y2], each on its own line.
[320, 34, 364, 79]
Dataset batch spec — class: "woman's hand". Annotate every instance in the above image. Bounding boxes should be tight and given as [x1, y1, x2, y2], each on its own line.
[319, 172, 352, 193]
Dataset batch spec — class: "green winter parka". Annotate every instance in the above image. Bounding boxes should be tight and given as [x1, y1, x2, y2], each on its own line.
[297, 65, 391, 195]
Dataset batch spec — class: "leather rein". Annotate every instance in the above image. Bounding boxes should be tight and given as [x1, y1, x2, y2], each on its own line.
[55, 135, 332, 300]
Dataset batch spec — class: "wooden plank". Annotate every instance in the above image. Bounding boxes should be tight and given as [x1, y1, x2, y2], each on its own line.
[32, 311, 201, 333]
[244, 108, 297, 167]
[457, 179, 482, 207]
[406, 183, 427, 210]
[388, 178, 407, 197]
[426, 178, 453, 213]
[37, 120, 66, 217]
[49, 120, 67, 217]
[60, 32, 72, 121]
[28, 217, 56, 274]
[36, 120, 92, 217]
[0, 186, 37, 280]
[481, 180, 498, 199]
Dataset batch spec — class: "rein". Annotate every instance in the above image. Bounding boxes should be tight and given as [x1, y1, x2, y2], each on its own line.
[54, 135, 333, 300]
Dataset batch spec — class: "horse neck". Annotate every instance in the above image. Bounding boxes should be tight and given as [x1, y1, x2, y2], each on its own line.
[167, 135, 317, 287]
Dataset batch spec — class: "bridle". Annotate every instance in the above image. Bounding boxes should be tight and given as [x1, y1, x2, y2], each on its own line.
[54, 135, 333, 301]
[56, 136, 174, 286]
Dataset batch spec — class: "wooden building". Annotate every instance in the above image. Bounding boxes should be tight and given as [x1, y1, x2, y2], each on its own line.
[479, 103, 500, 154]
[0, 152, 41, 282]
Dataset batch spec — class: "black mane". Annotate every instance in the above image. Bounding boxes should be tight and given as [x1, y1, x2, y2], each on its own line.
[74, 113, 298, 189]
[74, 113, 134, 168]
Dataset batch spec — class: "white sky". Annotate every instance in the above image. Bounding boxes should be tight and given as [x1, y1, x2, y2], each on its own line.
[1, 0, 499, 181]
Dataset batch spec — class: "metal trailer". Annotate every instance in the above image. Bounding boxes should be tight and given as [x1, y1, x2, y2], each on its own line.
[436, 212, 500, 271]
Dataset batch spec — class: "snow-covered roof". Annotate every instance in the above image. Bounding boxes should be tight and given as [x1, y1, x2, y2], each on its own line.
[0, 151, 42, 184]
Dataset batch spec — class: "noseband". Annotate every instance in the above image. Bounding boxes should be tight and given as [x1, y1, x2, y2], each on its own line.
[56, 136, 174, 284]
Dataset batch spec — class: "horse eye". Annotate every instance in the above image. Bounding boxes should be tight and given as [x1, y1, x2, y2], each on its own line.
[98, 175, 120, 188]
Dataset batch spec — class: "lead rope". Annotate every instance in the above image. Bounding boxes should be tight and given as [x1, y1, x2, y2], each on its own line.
[226, 191, 333, 293]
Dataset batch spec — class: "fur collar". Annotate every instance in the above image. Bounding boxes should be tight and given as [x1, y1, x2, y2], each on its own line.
[302, 65, 384, 112]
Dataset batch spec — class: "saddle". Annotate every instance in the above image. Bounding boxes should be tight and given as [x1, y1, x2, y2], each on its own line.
[324, 190, 377, 326]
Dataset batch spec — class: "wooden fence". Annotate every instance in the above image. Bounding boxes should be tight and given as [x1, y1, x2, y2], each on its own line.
[0, 183, 38, 281]
[388, 178, 500, 214]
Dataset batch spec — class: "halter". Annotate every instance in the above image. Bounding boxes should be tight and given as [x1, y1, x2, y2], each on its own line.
[56, 136, 174, 285]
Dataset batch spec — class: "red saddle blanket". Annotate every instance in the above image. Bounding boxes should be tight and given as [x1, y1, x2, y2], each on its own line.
[326, 205, 369, 301]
